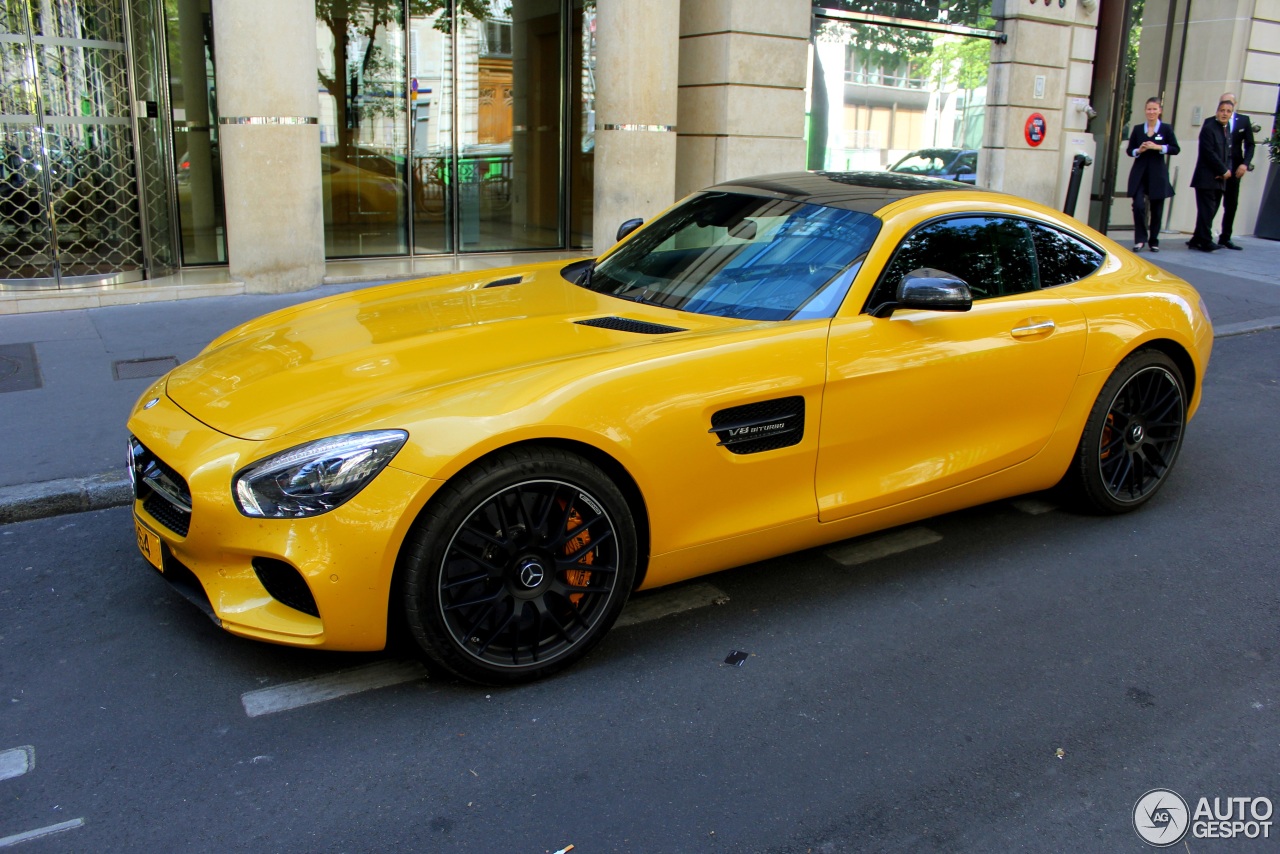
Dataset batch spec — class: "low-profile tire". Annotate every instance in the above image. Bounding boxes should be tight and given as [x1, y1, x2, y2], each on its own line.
[399, 447, 637, 685]
[1064, 349, 1187, 514]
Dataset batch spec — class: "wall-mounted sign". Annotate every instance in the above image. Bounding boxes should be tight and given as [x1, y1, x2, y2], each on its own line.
[1025, 113, 1047, 146]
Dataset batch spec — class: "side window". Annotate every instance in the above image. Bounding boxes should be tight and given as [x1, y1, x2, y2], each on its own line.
[1029, 222, 1105, 287]
[866, 216, 1040, 312]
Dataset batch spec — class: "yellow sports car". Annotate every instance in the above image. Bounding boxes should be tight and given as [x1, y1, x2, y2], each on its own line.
[127, 172, 1213, 684]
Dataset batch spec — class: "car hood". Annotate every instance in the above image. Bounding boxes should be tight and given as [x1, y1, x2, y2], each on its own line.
[165, 262, 731, 441]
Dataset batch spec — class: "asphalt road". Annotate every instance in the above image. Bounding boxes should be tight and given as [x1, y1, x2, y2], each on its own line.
[2, 331, 1277, 853]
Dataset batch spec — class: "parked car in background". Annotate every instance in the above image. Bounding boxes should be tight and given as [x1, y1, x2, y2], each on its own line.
[889, 148, 978, 184]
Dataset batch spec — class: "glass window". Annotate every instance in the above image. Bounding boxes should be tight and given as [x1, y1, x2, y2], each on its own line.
[868, 215, 1039, 309]
[316, 1, 409, 258]
[582, 192, 880, 321]
[807, 12, 994, 179]
[167, 0, 224, 265]
[1029, 222, 1104, 287]
[408, 3, 453, 254]
[457, 0, 563, 252]
[569, 0, 594, 250]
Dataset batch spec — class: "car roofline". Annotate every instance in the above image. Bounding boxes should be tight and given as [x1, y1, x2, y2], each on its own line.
[703, 171, 991, 214]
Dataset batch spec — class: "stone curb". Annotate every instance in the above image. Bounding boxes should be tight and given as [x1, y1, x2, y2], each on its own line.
[1213, 316, 1280, 338]
[0, 472, 132, 526]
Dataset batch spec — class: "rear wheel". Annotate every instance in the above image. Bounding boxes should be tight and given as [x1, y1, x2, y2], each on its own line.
[1065, 349, 1187, 513]
[400, 447, 636, 685]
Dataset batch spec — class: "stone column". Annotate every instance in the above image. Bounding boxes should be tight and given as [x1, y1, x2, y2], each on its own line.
[986, 0, 1097, 217]
[592, 0, 680, 253]
[211, 0, 324, 293]
[676, 0, 810, 197]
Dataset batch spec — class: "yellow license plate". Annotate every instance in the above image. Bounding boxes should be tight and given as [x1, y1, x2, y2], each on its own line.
[135, 517, 164, 572]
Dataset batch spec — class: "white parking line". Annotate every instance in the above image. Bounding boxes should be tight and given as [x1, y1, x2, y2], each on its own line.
[241, 583, 731, 716]
[825, 527, 942, 566]
[1011, 498, 1058, 515]
[0, 747, 32, 782]
[242, 659, 429, 718]
[615, 582, 729, 628]
[0, 819, 85, 848]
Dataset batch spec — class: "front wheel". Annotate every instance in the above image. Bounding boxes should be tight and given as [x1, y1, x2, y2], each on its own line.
[399, 447, 637, 685]
[1064, 349, 1187, 513]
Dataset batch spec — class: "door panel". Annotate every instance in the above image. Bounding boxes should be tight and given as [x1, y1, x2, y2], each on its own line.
[817, 293, 1087, 521]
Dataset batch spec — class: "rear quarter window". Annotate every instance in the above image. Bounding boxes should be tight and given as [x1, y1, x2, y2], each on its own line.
[1030, 223, 1104, 288]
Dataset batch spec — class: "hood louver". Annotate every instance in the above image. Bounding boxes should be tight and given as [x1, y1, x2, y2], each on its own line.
[575, 317, 686, 335]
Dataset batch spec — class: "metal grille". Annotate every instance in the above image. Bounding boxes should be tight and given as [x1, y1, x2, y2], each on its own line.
[575, 316, 687, 335]
[0, 0, 145, 288]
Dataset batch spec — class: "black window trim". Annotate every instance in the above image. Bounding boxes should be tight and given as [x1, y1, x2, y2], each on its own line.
[860, 211, 1107, 316]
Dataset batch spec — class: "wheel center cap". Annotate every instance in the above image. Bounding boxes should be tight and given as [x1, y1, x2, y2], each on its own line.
[1129, 423, 1145, 443]
[517, 559, 546, 589]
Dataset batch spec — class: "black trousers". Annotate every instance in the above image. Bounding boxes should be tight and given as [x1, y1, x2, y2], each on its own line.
[1193, 187, 1223, 246]
[1221, 173, 1241, 241]
[1132, 194, 1166, 246]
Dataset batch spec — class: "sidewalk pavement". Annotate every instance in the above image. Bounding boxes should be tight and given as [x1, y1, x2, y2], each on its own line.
[2, 234, 1279, 525]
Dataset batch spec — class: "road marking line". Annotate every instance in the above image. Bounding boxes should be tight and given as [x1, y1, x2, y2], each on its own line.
[241, 659, 429, 718]
[1011, 498, 1057, 515]
[616, 582, 729, 628]
[0, 747, 33, 782]
[0, 819, 84, 848]
[825, 527, 942, 566]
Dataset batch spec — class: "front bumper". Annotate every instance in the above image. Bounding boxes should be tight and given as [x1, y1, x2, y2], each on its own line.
[127, 391, 439, 651]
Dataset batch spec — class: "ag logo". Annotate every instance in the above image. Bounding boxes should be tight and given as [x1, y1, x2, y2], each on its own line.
[1134, 789, 1190, 846]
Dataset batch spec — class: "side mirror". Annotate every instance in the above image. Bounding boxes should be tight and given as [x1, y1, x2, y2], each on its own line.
[872, 268, 973, 318]
[616, 218, 644, 242]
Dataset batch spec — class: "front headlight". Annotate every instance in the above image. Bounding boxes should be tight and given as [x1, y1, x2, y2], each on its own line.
[233, 430, 408, 518]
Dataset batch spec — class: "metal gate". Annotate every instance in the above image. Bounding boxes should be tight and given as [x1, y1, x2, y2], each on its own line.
[0, 0, 144, 288]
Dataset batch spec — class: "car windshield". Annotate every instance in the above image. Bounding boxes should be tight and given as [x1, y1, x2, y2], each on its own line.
[581, 191, 880, 320]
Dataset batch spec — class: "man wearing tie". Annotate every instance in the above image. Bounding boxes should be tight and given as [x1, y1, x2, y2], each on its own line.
[1188, 100, 1234, 252]
[1218, 92, 1255, 250]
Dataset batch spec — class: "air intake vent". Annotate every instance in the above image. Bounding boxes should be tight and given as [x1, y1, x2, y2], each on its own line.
[484, 275, 523, 288]
[710, 396, 805, 455]
[575, 317, 686, 335]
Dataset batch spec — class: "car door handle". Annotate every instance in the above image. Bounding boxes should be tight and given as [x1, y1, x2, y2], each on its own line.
[1012, 319, 1055, 338]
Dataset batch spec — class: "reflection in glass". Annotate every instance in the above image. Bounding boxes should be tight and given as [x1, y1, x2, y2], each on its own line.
[409, 3, 453, 254]
[168, 0, 225, 265]
[458, 0, 563, 251]
[316, 1, 409, 258]
[568, 0, 594, 250]
[808, 18, 992, 176]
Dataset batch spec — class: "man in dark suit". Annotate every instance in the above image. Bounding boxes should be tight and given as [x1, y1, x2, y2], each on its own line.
[1188, 100, 1234, 252]
[1218, 92, 1256, 249]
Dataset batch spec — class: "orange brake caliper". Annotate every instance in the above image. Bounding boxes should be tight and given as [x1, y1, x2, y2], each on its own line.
[562, 504, 594, 606]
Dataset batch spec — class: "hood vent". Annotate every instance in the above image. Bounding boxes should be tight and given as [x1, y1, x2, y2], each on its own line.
[575, 316, 686, 335]
[484, 275, 524, 288]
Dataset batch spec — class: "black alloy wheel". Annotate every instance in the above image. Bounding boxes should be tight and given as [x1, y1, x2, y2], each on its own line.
[1067, 349, 1187, 513]
[400, 447, 637, 685]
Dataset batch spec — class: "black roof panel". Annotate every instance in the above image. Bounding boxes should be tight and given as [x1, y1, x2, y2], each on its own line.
[705, 170, 989, 214]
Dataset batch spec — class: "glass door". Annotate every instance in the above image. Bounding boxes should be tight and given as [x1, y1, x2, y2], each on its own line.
[0, 0, 145, 288]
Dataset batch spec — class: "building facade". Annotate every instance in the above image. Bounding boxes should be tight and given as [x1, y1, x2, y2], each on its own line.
[1, 0, 1275, 299]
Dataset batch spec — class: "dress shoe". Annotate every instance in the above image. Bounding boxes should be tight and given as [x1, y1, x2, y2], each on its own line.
[1186, 240, 1218, 252]
[1148, 244, 1160, 252]
[1133, 243, 1145, 251]
[1218, 240, 1242, 250]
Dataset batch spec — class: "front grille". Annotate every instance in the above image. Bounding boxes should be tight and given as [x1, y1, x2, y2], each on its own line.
[129, 436, 193, 536]
[144, 492, 191, 536]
